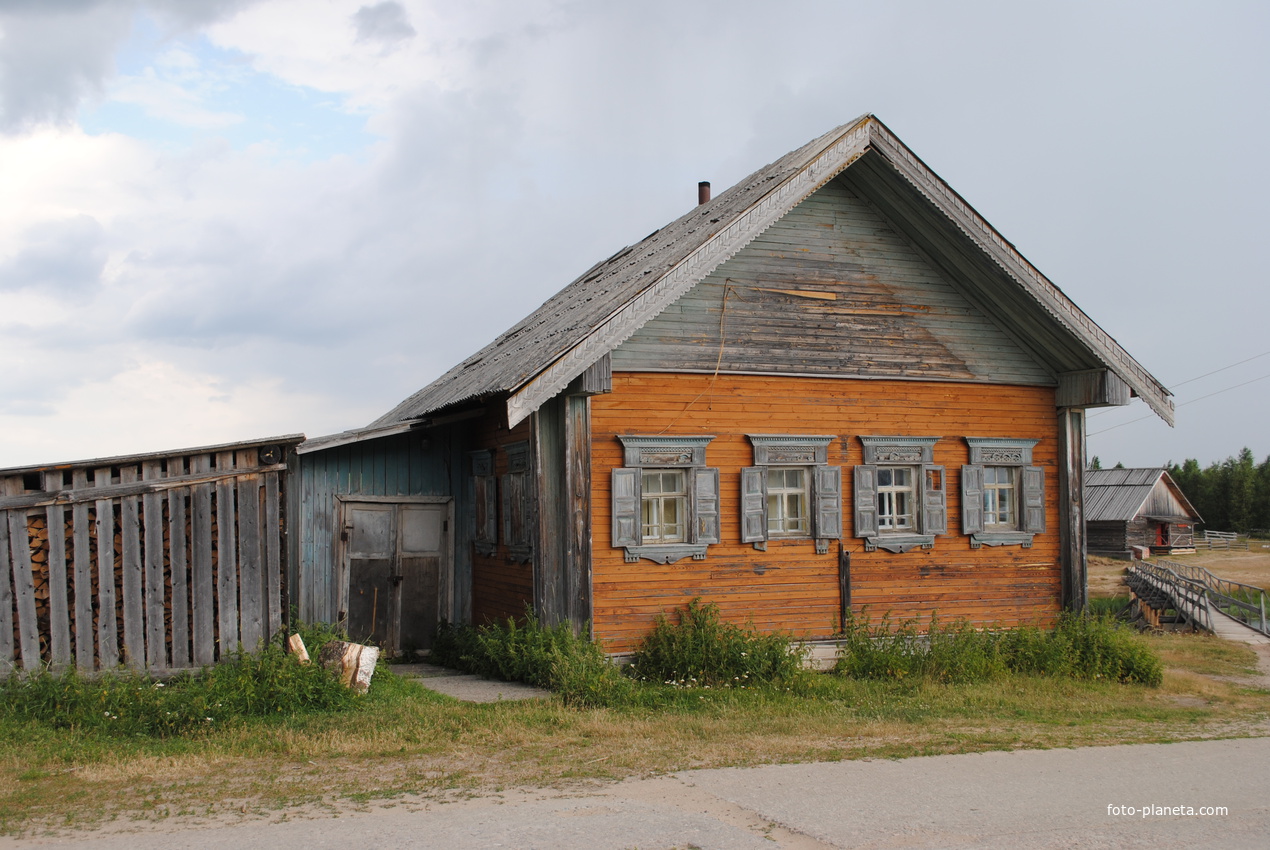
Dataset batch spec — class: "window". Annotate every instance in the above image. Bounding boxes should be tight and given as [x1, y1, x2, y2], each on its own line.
[740, 435, 841, 554]
[854, 436, 946, 553]
[767, 468, 809, 537]
[612, 435, 719, 564]
[501, 441, 533, 562]
[641, 470, 687, 543]
[469, 450, 497, 556]
[962, 438, 1044, 547]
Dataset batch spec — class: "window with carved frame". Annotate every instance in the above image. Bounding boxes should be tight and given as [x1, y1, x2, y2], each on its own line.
[740, 435, 841, 554]
[853, 436, 946, 553]
[962, 438, 1044, 548]
[612, 435, 719, 564]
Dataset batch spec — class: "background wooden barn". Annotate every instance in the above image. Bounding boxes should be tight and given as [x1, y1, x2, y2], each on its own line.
[1085, 467, 1201, 559]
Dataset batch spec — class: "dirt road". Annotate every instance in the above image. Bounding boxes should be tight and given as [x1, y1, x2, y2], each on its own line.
[5, 738, 1267, 849]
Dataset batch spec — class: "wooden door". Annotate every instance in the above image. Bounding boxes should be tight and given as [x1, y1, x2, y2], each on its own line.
[343, 501, 449, 653]
[344, 503, 397, 646]
[398, 504, 444, 652]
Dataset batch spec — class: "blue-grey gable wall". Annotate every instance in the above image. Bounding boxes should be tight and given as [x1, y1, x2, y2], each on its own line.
[294, 426, 472, 625]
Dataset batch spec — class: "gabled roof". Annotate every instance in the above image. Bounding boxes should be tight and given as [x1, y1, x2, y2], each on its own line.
[374, 115, 1173, 429]
[1084, 467, 1202, 523]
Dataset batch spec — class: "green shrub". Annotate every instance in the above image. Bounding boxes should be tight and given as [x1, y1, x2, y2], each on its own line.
[0, 625, 361, 738]
[628, 599, 806, 688]
[432, 612, 633, 708]
[835, 611, 1162, 687]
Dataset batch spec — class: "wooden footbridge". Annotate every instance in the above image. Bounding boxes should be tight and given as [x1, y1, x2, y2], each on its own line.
[1125, 559, 1270, 639]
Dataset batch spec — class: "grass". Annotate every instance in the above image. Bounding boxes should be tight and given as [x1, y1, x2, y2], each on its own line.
[0, 621, 1266, 836]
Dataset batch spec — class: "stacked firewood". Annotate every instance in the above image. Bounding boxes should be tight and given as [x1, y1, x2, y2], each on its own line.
[16, 498, 226, 669]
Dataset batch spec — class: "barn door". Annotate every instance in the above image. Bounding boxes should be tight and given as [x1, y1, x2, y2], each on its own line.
[342, 500, 450, 653]
[398, 504, 445, 652]
[344, 503, 397, 647]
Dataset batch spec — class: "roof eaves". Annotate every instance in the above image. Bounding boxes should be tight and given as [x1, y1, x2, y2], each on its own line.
[863, 119, 1174, 426]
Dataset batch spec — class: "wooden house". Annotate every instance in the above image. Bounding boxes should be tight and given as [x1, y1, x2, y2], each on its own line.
[295, 114, 1174, 654]
[1085, 468, 1200, 559]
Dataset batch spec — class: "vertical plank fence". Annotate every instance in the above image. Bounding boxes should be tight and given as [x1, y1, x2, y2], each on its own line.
[0, 435, 302, 675]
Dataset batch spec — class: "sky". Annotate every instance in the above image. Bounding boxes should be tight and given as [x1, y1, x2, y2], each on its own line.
[1, 0, 1268, 470]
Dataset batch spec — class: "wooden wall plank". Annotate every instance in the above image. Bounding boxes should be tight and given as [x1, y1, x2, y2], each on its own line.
[190, 454, 215, 666]
[237, 475, 262, 651]
[169, 486, 190, 668]
[264, 471, 282, 641]
[215, 451, 239, 653]
[71, 469, 94, 670]
[119, 465, 144, 670]
[0, 508, 14, 672]
[141, 460, 167, 669]
[42, 471, 72, 668]
[4, 479, 41, 670]
[94, 468, 119, 669]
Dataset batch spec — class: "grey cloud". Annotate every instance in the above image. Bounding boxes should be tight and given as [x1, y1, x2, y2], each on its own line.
[0, 215, 108, 293]
[0, 0, 260, 132]
[352, 2, 415, 47]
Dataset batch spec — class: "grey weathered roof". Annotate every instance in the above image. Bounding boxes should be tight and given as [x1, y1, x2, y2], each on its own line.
[374, 114, 1174, 429]
[1084, 467, 1201, 522]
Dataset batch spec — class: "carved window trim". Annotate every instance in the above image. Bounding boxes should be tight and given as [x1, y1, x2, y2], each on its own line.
[962, 438, 1044, 549]
[855, 436, 946, 553]
[741, 435, 841, 554]
[613, 435, 719, 564]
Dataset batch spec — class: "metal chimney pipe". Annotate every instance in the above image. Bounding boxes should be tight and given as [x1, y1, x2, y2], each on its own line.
[698, 181, 711, 205]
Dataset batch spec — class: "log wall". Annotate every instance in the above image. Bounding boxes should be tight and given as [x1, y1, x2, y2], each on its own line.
[590, 373, 1061, 653]
[470, 416, 535, 625]
[0, 437, 300, 673]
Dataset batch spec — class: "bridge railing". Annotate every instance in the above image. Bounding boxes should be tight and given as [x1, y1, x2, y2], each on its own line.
[1156, 559, 1269, 637]
[1126, 562, 1215, 633]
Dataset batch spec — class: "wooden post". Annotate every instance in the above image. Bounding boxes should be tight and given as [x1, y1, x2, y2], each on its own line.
[565, 393, 593, 635]
[141, 460, 167, 669]
[119, 465, 145, 670]
[190, 454, 216, 665]
[215, 451, 239, 655]
[1058, 407, 1088, 612]
[94, 467, 119, 669]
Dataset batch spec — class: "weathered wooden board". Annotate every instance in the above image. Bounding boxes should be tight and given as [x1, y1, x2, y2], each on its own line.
[4, 480, 40, 670]
[94, 467, 119, 669]
[169, 485, 190, 668]
[119, 465, 144, 669]
[71, 469, 94, 670]
[264, 471, 282, 641]
[215, 452, 239, 654]
[142, 460, 166, 669]
[0, 508, 14, 671]
[237, 471, 262, 650]
[43, 471, 71, 668]
[190, 453, 215, 666]
[610, 181, 1053, 388]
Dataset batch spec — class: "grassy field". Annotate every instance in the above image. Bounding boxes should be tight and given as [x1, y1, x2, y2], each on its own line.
[2, 629, 1267, 837]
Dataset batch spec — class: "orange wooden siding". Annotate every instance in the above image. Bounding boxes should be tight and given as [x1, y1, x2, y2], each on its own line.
[590, 373, 1062, 653]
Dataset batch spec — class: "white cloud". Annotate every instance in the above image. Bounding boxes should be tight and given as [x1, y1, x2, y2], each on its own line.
[110, 68, 245, 128]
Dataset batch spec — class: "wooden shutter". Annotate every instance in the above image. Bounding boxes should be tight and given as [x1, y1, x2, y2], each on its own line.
[693, 467, 721, 545]
[853, 465, 878, 537]
[921, 465, 947, 535]
[961, 465, 985, 535]
[740, 466, 768, 544]
[1022, 466, 1046, 533]
[813, 465, 843, 539]
[611, 468, 641, 547]
[500, 473, 512, 545]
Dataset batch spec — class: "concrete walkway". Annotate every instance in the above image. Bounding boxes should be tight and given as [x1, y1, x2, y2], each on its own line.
[6, 738, 1268, 849]
[390, 663, 552, 702]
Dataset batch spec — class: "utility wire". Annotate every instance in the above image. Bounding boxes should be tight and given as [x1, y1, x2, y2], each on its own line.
[1088, 371, 1270, 436]
[1088, 348, 1270, 420]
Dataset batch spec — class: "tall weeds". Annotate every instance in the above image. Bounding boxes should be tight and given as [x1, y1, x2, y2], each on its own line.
[835, 611, 1163, 686]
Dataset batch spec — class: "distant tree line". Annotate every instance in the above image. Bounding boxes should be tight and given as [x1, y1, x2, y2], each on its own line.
[1165, 448, 1270, 534]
